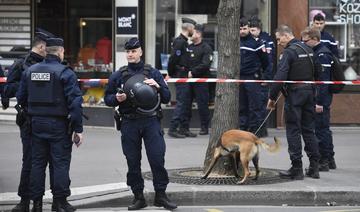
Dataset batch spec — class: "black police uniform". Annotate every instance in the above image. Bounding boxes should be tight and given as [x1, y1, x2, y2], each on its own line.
[269, 39, 320, 179]
[183, 32, 212, 134]
[3, 28, 54, 211]
[17, 37, 83, 211]
[239, 33, 269, 134]
[167, 18, 196, 138]
[312, 42, 335, 170]
[1, 64, 8, 109]
[104, 38, 176, 210]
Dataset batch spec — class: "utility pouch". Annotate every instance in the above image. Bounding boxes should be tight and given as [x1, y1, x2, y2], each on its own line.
[15, 104, 26, 127]
[114, 110, 122, 131]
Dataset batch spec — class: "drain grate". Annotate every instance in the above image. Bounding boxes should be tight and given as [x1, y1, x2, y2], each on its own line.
[143, 167, 291, 185]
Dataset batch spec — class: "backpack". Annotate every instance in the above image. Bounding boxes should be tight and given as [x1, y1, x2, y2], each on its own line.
[328, 54, 345, 93]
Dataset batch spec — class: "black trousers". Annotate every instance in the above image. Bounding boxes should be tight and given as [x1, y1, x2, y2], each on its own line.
[284, 87, 320, 166]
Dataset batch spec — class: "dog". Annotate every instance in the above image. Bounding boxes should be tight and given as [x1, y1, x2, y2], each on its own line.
[202, 129, 280, 184]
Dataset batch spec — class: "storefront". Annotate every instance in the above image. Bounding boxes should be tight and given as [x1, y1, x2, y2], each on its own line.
[0, 0, 358, 127]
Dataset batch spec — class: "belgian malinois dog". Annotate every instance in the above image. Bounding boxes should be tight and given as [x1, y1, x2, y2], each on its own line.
[202, 129, 280, 184]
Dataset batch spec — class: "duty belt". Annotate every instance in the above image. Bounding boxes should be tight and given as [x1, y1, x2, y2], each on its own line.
[289, 84, 313, 90]
[122, 112, 157, 120]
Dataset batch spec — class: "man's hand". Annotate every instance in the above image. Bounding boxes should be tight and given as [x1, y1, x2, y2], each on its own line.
[315, 104, 324, 113]
[144, 78, 160, 90]
[116, 93, 127, 103]
[1, 97, 9, 110]
[72, 132, 83, 147]
[267, 99, 276, 110]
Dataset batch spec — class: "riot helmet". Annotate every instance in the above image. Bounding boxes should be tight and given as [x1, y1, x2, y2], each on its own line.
[123, 74, 160, 114]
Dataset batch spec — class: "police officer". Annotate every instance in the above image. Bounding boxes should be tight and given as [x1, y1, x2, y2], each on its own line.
[17, 36, 83, 212]
[312, 13, 339, 58]
[301, 27, 336, 171]
[4, 28, 55, 212]
[104, 37, 177, 210]
[267, 25, 320, 180]
[249, 18, 275, 137]
[167, 17, 197, 138]
[239, 18, 269, 135]
[184, 24, 212, 135]
[0, 64, 8, 110]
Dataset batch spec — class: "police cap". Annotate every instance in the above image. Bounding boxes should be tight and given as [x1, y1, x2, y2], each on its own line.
[124, 37, 141, 50]
[182, 17, 196, 26]
[194, 24, 204, 33]
[46, 37, 64, 47]
[35, 28, 54, 41]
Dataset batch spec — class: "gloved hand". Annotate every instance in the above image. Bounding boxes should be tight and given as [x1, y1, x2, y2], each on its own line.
[1, 97, 9, 110]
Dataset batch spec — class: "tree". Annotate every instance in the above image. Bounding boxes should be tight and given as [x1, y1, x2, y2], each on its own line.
[203, 0, 241, 175]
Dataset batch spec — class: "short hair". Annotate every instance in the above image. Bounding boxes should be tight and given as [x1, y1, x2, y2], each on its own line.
[313, 13, 325, 22]
[32, 37, 46, 48]
[240, 17, 249, 27]
[45, 46, 62, 55]
[181, 23, 194, 31]
[275, 24, 294, 36]
[301, 27, 321, 41]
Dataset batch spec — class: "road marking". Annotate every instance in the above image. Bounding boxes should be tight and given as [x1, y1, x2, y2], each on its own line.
[206, 209, 223, 212]
[0, 183, 128, 202]
[320, 209, 360, 212]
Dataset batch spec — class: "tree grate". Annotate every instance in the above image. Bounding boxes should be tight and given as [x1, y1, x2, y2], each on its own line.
[143, 167, 291, 185]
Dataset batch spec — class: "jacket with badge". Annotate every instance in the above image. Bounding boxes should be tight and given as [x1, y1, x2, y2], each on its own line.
[269, 39, 316, 100]
[240, 33, 269, 77]
[167, 34, 189, 78]
[258, 31, 275, 80]
[313, 42, 333, 107]
[104, 61, 171, 115]
[187, 41, 213, 78]
[4, 51, 44, 99]
[17, 54, 83, 133]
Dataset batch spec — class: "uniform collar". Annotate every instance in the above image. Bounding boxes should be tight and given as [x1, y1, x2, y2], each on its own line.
[180, 33, 188, 41]
[28, 51, 44, 63]
[128, 61, 144, 72]
[285, 38, 299, 48]
[313, 42, 324, 52]
[45, 54, 61, 63]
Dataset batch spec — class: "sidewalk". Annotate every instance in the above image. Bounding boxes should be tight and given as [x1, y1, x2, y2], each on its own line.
[1, 123, 359, 210]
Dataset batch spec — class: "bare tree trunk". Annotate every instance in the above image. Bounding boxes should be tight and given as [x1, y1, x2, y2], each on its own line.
[203, 0, 241, 175]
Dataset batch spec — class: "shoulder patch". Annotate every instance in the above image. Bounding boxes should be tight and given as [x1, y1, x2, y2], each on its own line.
[175, 50, 181, 56]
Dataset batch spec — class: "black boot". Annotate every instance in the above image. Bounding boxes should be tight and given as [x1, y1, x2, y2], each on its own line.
[279, 161, 304, 180]
[199, 127, 209, 135]
[179, 129, 197, 137]
[128, 192, 147, 211]
[328, 157, 337, 169]
[154, 191, 177, 210]
[31, 199, 42, 212]
[319, 158, 329, 172]
[54, 197, 75, 212]
[11, 198, 30, 212]
[305, 160, 320, 179]
[168, 129, 186, 138]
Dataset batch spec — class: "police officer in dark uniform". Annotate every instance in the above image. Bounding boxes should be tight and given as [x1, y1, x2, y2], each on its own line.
[267, 25, 320, 180]
[17, 36, 83, 212]
[104, 37, 177, 210]
[312, 13, 339, 58]
[167, 17, 197, 138]
[184, 24, 212, 135]
[0, 64, 8, 110]
[4, 28, 55, 212]
[249, 18, 275, 137]
[239, 18, 269, 135]
[301, 27, 335, 172]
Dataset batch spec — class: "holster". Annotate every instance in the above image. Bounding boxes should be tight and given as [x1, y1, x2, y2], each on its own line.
[15, 104, 27, 127]
[156, 109, 163, 120]
[114, 110, 122, 131]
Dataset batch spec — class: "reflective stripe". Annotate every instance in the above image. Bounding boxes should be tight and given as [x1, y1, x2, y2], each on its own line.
[321, 39, 338, 46]
[321, 64, 332, 67]
[298, 53, 314, 58]
[240, 44, 265, 52]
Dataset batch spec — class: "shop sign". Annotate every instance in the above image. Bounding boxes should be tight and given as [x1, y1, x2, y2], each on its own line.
[116, 7, 137, 35]
[339, 0, 360, 24]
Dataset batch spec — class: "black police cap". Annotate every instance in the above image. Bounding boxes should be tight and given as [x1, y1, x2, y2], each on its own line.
[124, 37, 141, 50]
[182, 17, 196, 25]
[35, 28, 54, 41]
[194, 24, 204, 33]
[46, 37, 64, 47]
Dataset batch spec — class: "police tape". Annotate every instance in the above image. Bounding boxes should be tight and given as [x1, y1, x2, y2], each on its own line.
[1, 77, 360, 85]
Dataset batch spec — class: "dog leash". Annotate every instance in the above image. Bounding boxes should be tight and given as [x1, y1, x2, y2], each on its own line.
[254, 93, 283, 136]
